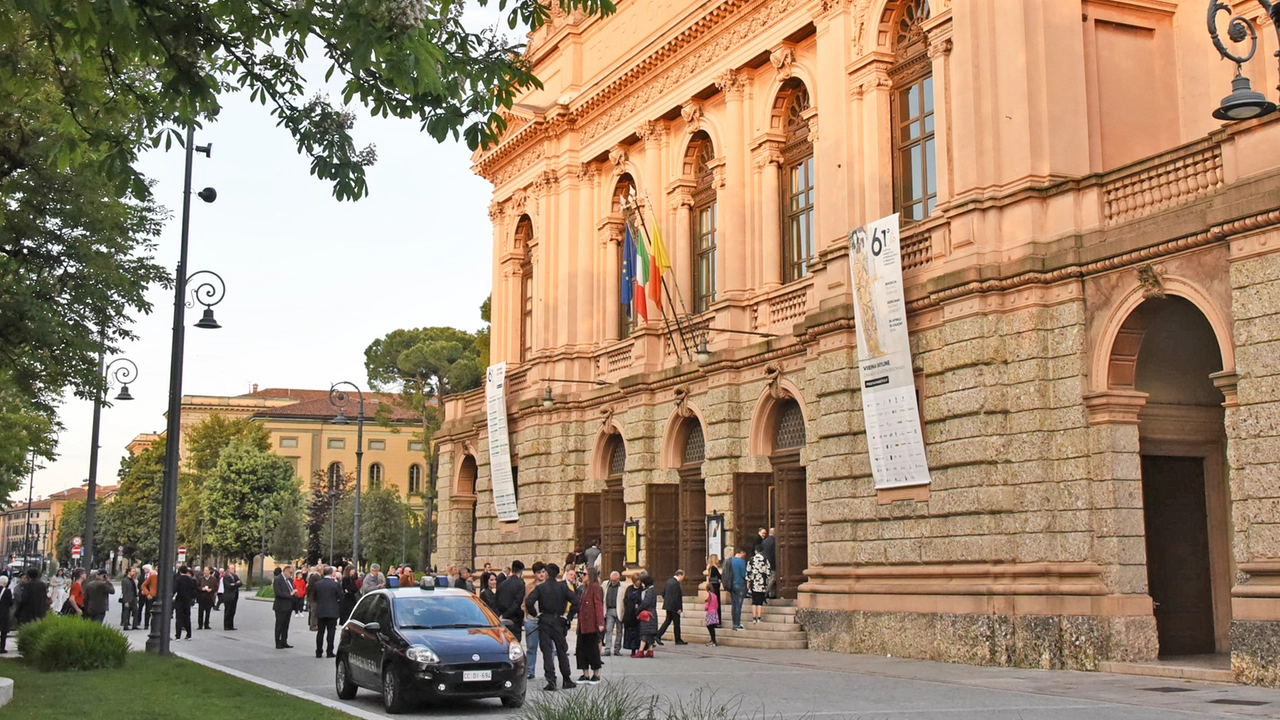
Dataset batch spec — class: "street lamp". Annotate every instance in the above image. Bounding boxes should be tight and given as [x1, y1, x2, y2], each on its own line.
[148, 127, 223, 657]
[1207, 0, 1280, 120]
[84, 354, 138, 571]
[692, 324, 780, 365]
[539, 378, 608, 409]
[326, 466, 341, 563]
[329, 382, 365, 570]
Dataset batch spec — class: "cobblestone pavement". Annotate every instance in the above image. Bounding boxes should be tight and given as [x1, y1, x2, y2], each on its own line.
[112, 596, 1280, 719]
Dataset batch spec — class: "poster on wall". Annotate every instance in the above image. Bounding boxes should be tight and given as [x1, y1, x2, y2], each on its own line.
[848, 213, 932, 488]
[706, 513, 724, 564]
[624, 520, 640, 566]
[485, 362, 520, 522]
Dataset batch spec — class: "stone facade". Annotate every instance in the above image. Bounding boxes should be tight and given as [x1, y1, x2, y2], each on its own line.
[436, 0, 1280, 683]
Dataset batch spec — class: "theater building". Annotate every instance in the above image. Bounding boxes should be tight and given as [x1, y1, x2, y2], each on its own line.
[434, 0, 1280, 683]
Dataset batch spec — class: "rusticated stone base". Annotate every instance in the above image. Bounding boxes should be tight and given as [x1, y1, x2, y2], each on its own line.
[1232, 621, 1280, 687]
[796, 609, 1157, 671]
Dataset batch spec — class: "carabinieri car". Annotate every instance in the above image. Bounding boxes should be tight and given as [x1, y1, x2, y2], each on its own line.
[335, 585, 527, 713]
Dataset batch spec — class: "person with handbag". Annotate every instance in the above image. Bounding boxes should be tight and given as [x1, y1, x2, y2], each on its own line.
[635, 572, 659, 658]
[622, 574, 643, 656]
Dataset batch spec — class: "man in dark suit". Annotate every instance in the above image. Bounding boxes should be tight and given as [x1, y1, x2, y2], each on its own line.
[312, 567, 343, 658]
[272, 567, 296, 649]
[120, 567, 138, 630]
[759, 528, 777, 598]
[656, 570, 686, 645]
[495, 560, 526, 642]
[222, 564, 242, 630]
[173, 566, 196, 640]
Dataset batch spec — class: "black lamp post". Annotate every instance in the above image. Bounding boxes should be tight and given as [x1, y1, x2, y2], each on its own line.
[84, 354, 138, 571]
[539, 378, 608, 409]
[1208, 0, 1280, 120]
[329, 383, 365, 570]
[147, 127, 223, 657]
[326, 467, 341, 563]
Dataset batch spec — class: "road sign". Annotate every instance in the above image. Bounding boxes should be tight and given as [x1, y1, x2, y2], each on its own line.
[178, 545, 187, 562]
[71, 536, 82, 547]
[72, 546, 82, 559]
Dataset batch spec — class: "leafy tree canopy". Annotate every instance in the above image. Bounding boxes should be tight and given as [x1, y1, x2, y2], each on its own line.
[201, 439, 296, 563]
[185, 414, 272, 475]
[98, 443, 165, 563]
[55, 499, 85, 566]
[268, 490, 308, 565]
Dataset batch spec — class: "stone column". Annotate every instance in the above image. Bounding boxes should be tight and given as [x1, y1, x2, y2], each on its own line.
[672, 192, 693, 312]
[604, 223, 622, 342]
[716, 70, 748, 299]
[755, 142, 784, 289]
[575, 164, 596, 346]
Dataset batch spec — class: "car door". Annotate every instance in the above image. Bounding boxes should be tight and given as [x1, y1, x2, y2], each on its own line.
[371, 594, 397, 682]
[344, 594, 381, 686]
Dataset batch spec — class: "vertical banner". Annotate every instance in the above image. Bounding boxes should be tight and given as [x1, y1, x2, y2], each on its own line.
[848, 214, 932, 488]
[485, 362, 520, 522]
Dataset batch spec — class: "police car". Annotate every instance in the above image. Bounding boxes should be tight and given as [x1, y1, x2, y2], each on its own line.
[335, 585, 527, 713]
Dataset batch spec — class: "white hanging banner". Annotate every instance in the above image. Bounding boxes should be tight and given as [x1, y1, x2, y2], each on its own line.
[849, 214, 932, 488]
[485, 362, 520, 522]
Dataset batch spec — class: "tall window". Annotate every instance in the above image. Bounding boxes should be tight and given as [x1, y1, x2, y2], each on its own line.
[368, 463, 383, 488]
[408, 464, 423, 495]
[691, 135, 717, 313]
[781, 85, 814, 282]
[891, 0, 936, 224]
[515, 216, 534, 362]
[327, 462, 344, 490]
[614, 175, 637, 337]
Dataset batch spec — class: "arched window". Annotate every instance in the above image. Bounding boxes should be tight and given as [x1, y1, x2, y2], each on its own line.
[614, 175, 637, 337]
[515, 215, 535, 362]
[368, 463, 383, 489]
[773, 400, 806, 451]
[327, 462, 344, 490]
[780, 83, 814, 282]
[681, 420, 705, 466]
[607, 436, 627, 478]
[408, 464, 423, 495]
[891, 0, 936, 224]
[690, 133, 717, 313]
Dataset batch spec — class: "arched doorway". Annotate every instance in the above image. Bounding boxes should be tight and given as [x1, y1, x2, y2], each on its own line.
[456, 455, 478, 569]
[677, 419, 707, 594]
[735, 397, 809, 599]
[1117, 296, 1229, 657]
[576, 435, 628, 575]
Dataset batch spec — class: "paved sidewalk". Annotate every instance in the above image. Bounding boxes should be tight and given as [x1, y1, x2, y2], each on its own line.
[109, 596, 1280, 719]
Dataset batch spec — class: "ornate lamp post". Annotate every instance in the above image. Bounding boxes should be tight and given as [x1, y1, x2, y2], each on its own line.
[1207, 0, 1280, 120]
[329, 382, 365, 570]
[147, 127, 223, 657]
[84, 355, 138, 571]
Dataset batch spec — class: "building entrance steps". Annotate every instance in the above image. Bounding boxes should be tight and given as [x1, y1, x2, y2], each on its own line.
[1098, 654, 1234, 683]
[677, 596, 808, 650]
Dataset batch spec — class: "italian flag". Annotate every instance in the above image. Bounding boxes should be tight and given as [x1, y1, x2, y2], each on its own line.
[634, 225, 650, 322]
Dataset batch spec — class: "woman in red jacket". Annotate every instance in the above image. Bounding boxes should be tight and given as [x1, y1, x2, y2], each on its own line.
[575, 567, 606, 683]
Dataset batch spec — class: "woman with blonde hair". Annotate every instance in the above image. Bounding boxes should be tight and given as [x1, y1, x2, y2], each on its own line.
[704, 554, 723, 647]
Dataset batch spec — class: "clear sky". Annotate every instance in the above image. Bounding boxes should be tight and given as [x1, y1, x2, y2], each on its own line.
[19, 11, 510, 503]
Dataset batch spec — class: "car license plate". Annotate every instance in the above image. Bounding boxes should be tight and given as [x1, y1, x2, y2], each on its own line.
[463, 670, 491, 682]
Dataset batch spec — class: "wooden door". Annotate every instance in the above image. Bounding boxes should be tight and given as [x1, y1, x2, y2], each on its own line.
[678, 469, 706, 595]
[1141, 455, 1215, 657]
[574, 493, 602, 563]
[734, 473, 771, 556]
[646, 485, 680, 587]
[773, 452, 808, 599]
[601, 483, 626, 574]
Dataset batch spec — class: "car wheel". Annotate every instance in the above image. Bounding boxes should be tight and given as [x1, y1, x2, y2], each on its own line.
[501, 694, 525, 709]
[382, 665, 407, 714]
[335, 655, 358, 700]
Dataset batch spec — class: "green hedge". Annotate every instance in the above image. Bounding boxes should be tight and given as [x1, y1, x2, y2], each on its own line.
[16, 615, 129, 672]
[255, 585, 274, 599]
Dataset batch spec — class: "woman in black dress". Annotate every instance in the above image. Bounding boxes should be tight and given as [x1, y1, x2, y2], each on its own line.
[478, 572, 501, 613]
[622, 575, 643, 654]
[339, 566, 359, 622]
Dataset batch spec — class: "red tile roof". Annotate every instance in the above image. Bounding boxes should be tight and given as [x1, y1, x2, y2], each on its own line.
[247, 394, 421, 423]
[240, 388, 332, 402]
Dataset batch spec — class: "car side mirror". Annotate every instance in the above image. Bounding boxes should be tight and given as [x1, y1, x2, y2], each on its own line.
[500, 618, 514, 630]
[363, 622, 381, 633]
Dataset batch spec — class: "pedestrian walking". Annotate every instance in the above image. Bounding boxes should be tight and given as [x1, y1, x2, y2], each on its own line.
[14, 567, 48, 625]
[602, 570, 625, 656]
[173, 566, 196, 640]
[120, 567, 138, 630]
[339, 566, 359, 622]
[522, 561, 544, 680]
[746, 546, 770, 624]
[635, 572, 658, 658]
[196, 566, 217, 629]
[84, 569, 115, 624]
[139, 564, 157, 629]
[575, 567, 605, 683]
[728, 549, 747, 630]
[622, 574, 642, 655]
[0, 576, 13, 653]
[524, 562, 578, 691]
[656, 570, 686, 645]
[222, 564, 242, 630]
[272, 567, 296, 648]
[496, 560, 526, 643]
[48, 568, 67, 616]
[313, 568, 342, 658]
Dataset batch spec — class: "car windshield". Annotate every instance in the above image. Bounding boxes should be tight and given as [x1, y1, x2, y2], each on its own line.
[393, 595, 496, 630]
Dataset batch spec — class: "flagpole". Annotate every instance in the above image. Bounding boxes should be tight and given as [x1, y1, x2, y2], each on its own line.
[636, 190, 696, 361]
[624, 199, 687, 364]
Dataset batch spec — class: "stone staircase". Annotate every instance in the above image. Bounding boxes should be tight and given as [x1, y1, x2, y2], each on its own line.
[675, 597, 808, 650]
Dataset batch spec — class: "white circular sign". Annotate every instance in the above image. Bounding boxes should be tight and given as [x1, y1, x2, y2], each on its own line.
[71, 536, 82, 547]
